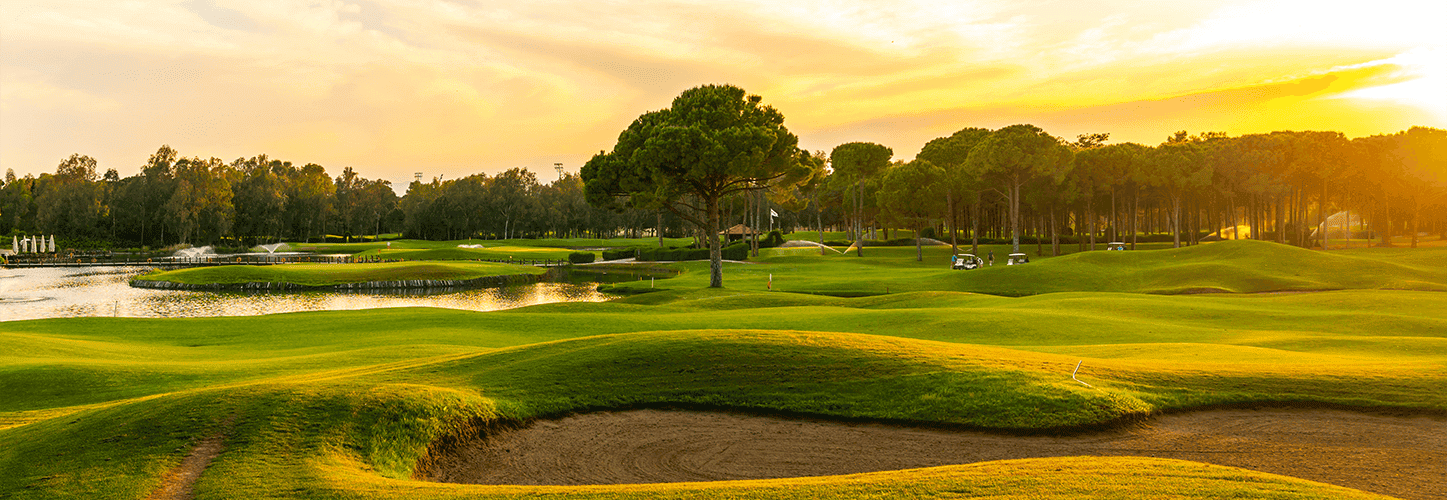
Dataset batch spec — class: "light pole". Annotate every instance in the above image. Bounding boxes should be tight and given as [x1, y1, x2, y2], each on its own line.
[554, 162, 564, 181]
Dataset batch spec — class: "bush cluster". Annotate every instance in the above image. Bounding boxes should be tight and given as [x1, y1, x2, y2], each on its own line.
[567, 251, 596, 264]
[636, 242, 749, 261]
[601, 248, 637, 260]
[760, 230, 785, 248]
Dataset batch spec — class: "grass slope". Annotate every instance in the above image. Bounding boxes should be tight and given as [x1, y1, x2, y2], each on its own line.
[134, 261, 546, 286]
[602, 240, 1447, 296]
[3, 289, 1444, 497]
[3, 240, 1443, 499]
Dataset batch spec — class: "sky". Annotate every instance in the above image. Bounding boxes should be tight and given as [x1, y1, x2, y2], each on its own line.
[2, 0, 1444, 191]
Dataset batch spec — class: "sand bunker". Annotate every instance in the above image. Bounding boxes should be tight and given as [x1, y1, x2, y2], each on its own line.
[419, 408, 1445, 500]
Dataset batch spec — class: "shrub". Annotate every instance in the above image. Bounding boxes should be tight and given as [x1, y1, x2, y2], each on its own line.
[602, 248, 637, 260]
[760, 230, 785, 248]
[722, 241, 750, 260]
[567, 251, 596, 264]
[638, 246, 702, 261]
[637, 243, 751, 261]
[920, 227, 936, 239]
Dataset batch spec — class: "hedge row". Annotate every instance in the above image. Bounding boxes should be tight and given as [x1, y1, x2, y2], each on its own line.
[567, 251, 596, 264]
[637, 242, 749, 261]
[602, 248, 637, 260]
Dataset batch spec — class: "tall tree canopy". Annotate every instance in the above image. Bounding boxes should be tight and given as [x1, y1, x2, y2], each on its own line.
[829, 142, 892, 257]
[582, 84, 801, 287]
[918, 127, 991, 255]
[877, 159, 944, 261]
[966, 124, 1073, 254]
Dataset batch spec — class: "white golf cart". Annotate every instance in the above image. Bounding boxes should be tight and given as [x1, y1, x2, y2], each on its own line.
[1006, 253, 1030, 265]
[951, 253, 984, 270]
[1106, 242, 1128, 251]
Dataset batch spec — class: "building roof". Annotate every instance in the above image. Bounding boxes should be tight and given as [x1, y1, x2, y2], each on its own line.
[719, 224, 758, 235]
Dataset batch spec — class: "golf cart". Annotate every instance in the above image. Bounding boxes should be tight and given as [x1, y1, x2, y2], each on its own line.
[1106, 242, 1128, 251]
[951, 254, 984, 270]
[1006, 253, 1030, 265]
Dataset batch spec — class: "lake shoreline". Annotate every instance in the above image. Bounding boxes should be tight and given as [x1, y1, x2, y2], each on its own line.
[129, 272, 544, 291]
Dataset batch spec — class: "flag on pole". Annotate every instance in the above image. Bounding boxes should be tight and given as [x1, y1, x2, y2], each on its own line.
[769, 209, 778, 218]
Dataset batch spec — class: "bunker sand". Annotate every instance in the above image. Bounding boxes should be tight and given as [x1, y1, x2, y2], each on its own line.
[421, 408, 1445, 500]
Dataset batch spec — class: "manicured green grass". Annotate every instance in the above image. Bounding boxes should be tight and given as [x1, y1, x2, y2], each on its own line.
[134, 261, 546, 286]
[289, 237, 695, 255]
[4, 286, 1445, 497]
[603, 240, 1447, 296]
[351, 245, 582, 261]
[3, 240, 1443, 499]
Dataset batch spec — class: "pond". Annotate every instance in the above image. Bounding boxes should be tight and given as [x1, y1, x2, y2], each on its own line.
[0, 266, 668, 322]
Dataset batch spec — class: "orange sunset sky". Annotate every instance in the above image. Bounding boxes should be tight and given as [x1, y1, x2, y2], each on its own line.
[2, 0, 1443, 189]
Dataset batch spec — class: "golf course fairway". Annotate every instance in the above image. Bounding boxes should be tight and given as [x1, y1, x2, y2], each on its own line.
[2, 240, 1443, 499]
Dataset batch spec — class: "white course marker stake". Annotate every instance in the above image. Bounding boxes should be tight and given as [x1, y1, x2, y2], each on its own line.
[1072, 360, 1092, 388]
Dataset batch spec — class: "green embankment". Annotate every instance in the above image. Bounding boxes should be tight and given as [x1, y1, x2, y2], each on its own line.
[134, 261, 546, 287]
[3, 240, 1442, 499]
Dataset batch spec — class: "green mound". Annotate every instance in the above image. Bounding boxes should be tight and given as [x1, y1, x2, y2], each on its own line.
[4, 286, 1444, 498]
[135, 261, 545, 286]
[414, 330, 1150, 429]
[6, 241, 1446, 499]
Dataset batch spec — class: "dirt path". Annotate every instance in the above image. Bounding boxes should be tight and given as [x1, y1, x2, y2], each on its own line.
[420, 408, 1446, 500]
[145, 415, 237, 500]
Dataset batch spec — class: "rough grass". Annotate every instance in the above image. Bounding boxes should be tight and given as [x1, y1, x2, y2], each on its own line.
[133, 261, 546, 286]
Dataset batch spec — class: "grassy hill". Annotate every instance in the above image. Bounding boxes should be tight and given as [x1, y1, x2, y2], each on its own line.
[2, 239, 1442, 499]
[4, 286, 1444, 498]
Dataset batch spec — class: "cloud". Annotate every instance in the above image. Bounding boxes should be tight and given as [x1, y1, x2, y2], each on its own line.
[0, 69, 121, 113]
[1, 0, 1442, 183]
[802, 58, 1434, 157]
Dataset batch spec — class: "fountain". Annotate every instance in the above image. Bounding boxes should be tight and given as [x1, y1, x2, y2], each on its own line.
[258, 243, 289, 254]
[173, 246, 216, 259]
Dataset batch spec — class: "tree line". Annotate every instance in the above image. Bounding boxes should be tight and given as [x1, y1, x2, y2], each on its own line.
[581, 84, 1445, 288]
[3, 146, 397, 248]
[825, 125, 1447, 260]
[3, 88, 1443, 263]
[0, 145, 697, 249]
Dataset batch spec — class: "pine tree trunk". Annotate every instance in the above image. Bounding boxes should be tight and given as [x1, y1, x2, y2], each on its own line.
[1050, 209, 1059, 256]
[971, 201, 979, 257]
[708, 195, 723, 288]
[856, 181, 864, 257]
[1010, 180, 1021, 254]
[1130, 188, 1138, 250]
[947, 191, 957, 256]
[1172, 196, 1182, 248]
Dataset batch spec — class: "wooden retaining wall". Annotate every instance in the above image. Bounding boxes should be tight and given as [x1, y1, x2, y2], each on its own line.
[129, 273, 543, 292]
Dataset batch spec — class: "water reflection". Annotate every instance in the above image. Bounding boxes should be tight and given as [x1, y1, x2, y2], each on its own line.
[0, 266, 616, 321]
